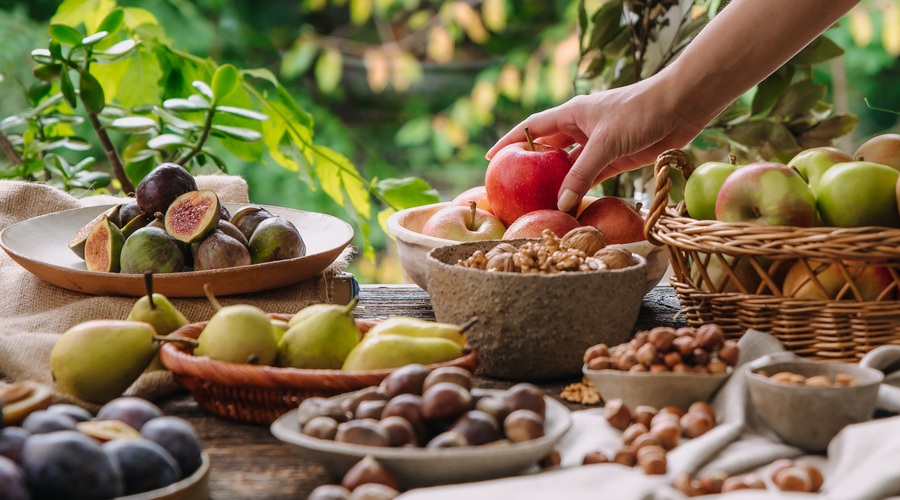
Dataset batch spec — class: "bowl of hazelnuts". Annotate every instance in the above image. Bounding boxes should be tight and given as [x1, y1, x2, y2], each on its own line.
[582, 324, 739, 410]
[745, 358, 883, 452]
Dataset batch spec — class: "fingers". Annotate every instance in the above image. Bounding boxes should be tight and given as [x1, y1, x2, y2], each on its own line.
[486, 103, 585, 159]
[557, 137, 614, 212]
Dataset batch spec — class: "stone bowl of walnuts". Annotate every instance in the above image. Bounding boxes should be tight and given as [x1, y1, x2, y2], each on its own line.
[424, 229, 647, 381]
[582, 324, 738, 410]
[745, 358, 883, 452]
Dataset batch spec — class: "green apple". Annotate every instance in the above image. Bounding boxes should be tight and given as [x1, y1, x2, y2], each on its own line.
[854, 133, 900, 171]
[715, 162, 817, 227]
[787, 146, 853, 192]
[815, 161, 900, 228]
[684, 161, 738, 220]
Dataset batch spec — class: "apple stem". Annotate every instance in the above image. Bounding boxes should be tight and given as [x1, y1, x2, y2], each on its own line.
[467, 200, 478, 228]
[729, 154, 737, 165]
[524, 127, 535, 151]
[143, 273, 156, 310]
[203, 283, 223, 311]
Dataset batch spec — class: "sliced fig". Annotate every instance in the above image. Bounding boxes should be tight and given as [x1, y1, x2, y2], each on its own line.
[135, 163, 197, 215]
[69, 205, 121, 259]
[216, 220, 249, 248]
[248, 217, 306, 264]
[84, 216, 125, 272]
[116, 200, 143, 229]
[219, 204, 231, 223]
[120, 226, 185, 274]
[194, 230, 252, 271]
[120, 212, 152, 239]
[231, 205, 275, 241]
[164, 190, 221, 244]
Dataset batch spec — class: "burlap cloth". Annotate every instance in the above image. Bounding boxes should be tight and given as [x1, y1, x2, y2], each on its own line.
[0, 178, 351, 408]
[398, 331, 900, 500]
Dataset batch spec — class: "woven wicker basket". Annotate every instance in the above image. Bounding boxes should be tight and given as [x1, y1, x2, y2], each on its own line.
[645, 149, 900, 362]
[159, 314, 479, 425]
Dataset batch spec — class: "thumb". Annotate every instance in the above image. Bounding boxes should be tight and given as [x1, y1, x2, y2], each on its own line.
[557, 138, 615, 212]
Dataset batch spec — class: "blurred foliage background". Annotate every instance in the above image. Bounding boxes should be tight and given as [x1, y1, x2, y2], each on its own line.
[0, 0, 898, 284]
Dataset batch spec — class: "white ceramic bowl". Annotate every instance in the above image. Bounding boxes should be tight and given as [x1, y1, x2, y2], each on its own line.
[387, 202, 669, 293]
[582, 366, 730, 410]
[270, 389, 572, 489]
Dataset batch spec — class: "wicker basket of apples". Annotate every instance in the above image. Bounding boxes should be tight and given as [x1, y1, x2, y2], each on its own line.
[645, 139, 900, 362]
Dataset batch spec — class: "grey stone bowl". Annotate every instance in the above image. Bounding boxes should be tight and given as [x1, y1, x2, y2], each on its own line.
[745, 359, 883, 452]
[424, 239, 647, 381]
[582, 366, 730, 410]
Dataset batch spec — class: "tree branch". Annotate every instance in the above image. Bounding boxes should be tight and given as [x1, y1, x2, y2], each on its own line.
[0, 131, 21, 166]
[87, 112, 134, 194]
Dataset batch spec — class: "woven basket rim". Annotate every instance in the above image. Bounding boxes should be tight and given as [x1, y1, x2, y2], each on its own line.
[158, 314, 479, 388]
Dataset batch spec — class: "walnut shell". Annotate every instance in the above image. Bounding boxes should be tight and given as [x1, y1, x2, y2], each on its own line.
[486, 252, 516, 272]
[485, 242, 518, 260]
[561, 226, 606, 255]
[592, 248, 636, 269]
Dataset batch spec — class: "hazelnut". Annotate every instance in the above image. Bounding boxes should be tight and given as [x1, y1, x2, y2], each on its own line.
[638, 450, 666, 475]
[742, 473, 766, 490]
[659, 406, 686, 419]
[616, 352, 638, 371]
[797, 461, 824, 492]
[629, 364, 648, 373]
[673, 336, 696, 358]
[663, 351, 683, 368]
[717, 342, 740, 366]
[806, 375, 832, 388]
[613, 448, 636, 467]
[622, 422, 649, 445]
[587, 356, 613, 371]
[835, 373, 857, 386]
[689, 348, 710, 366]
[632, 406, 657, 428]
[773, 466, 813, 492]
[672, 363, 691, 373]
[673, 473, 700, 496]
[635, 343, 659, 366]
[697, 471, 728, 495]
[629, 433, 661, 454]
[582, 450, 610, 465]
[648, 327, 676, 352]
[650, 411, 681, 429]
[694, 324, 724, 351]
[583, 344, 610, 363]
[603, 399, 632, 431]
[675, 326, 696, 338]
[539, 449, 562, 469]
[687, 401, 716, 422]
[561, 226, 606, 255]
[649, 420, 680, 450]
[649, 364, 669, 373]
[680, 411, 714, 438]
[632, 331, 650, 349]
[635, 443, 666, 462]
[721, 475, 750, 493]
[708, 359, 727, 374]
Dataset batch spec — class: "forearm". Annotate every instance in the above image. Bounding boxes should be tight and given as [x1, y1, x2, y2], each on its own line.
[660, 0, 859, 125]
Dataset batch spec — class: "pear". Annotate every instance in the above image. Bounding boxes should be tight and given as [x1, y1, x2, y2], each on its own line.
[364, 316, 475, 347]
[341, 334, 464, 372]
[277, 299, 360, 369]
[271, 318, 290, 343]
[51, 320, 158, 404]
[194, 304, 278, 365]
[127, 274, 190, 371]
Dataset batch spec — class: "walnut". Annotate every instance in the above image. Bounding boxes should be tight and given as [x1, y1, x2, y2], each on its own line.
[560, 378, 601, 405]
[485, 242, 517, 260]
[561, 226, 606, 255]
[457, 250, 488, 270]
[486, 252, 516, 272]
[592, 247, 636, 269]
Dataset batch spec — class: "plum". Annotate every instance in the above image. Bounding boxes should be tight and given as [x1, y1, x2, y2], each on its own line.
[21, 411, 77, 435]
[0, 456, 28, 500]
[95, 397, 163, 431]
[0, 428, 30, 464]
[21, 430, 123, 499]
[103, 438, 181, 495]
[140, 416, 203, 477]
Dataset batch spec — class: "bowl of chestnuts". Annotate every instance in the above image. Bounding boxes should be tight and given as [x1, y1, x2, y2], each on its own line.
[424, 232, 648, 380]
[745, 358, 883, 452]
[582, 324, 738, 410]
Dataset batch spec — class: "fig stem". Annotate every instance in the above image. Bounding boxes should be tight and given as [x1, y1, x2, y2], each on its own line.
[153, 336, 199, 347]
[524, 127, 535, 151]
[143, 273, 156, 310]
[203, 283, 223, 311]
[458, 316, 479, 333]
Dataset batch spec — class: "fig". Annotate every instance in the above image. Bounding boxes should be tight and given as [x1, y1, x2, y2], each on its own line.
[135, 163, 198, 215]
[116, 200, 143, 228]
[193, 230, 251, 271]
[248, 217, 306, 263]
[69, 205, 120, 259]
[217, 220, 249, 247]
[84, 216, 125, 272]
[164, 190, 221, 244]
[119, 211, 153, 238]
[230, 205, 275, 240]
[120, 227, 185, 274]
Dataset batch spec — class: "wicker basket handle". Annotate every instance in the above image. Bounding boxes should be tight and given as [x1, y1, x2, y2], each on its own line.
[644, 149, 695, 246]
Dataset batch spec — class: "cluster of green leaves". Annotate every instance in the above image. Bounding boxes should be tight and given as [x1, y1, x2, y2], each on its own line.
[576, 0, 859, 198]
[0, 0, 441, 257]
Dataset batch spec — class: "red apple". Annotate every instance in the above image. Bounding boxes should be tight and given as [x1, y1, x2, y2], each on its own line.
[451, 186, 493, 214]
[782, 260, 896, 301]
[485, 135, 576, 227]
[576, 195, 600, 218]
[714, 162, 816, 227]
[420, 201, 506, 242]
[502, 209, 581, 239]
[854, 133, 900, 170]
[576, 196, 646, 244]
[787, 146, 852, 192]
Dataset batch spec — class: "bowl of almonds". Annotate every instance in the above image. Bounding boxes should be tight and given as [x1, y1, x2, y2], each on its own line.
[745, 358, 883, 452]
[424, 230, 647, 380]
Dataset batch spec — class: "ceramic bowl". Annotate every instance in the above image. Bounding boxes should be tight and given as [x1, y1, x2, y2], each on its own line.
[745, 359, 883, 452]
[270, 389, 571, 489]
[424, 240, 647, 380]
[387, 202, 669, 293]
[582, 367, 730, 410]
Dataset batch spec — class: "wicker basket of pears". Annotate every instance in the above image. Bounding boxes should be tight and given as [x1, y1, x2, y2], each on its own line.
[158, 289, 478, 425]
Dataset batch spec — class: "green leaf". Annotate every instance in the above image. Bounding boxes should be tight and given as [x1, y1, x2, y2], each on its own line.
[72, 157, 97, 172]
[108, 116, 158, 132]
[52, 0, 116, 33]
[726, 120, 802, 160]
[281, 39, 319, 80]
[31, 49, 53, 64]
[211, 64, 240, 102]
[192, 81, 214, 101]
[243, 67, 314, 129]
[163, 98, 208, 111]
[60, 70, 77, 109]
[33, 64, 63, 82]
[147, 134, 189, 150]
[768, 79, 826, 118]
[395, 116, 432, 146]
[751, 66, 794, 116]
[81, 31, 109, 47]
[27, 82, 53, 107]
[588, 2, 624, 50]
[214, 106, 268, 121]
[49, 24, 85, 46]
[42, 136, 92, 152]
[797, 114, 859, 147]
[70, 170, 111, 189]
[94, 39, 138, 60]
[314, 145, 371, 215]
[49, 42, 63, 61]
[788, 35, 844, 66]
[153, 107, 202, 131]
[375, 177, 439, 209]
[209, 124, 263, 142]
[97, 8, 124, 35]
[78, 70, 105, 113]
[314, 49, 343, 93]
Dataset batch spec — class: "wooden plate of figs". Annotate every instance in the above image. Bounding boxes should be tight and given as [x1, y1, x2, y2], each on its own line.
[0, 203, 353, 297]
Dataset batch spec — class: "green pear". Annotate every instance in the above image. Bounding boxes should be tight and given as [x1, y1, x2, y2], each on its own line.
[277, 299, 360, 369]
[127, 273, 190, 371]
[287, 297, 358, 327]
[194, 304, 278, 365]
[341, 334, 464, 371]
[365, 316, 471, 347]
[271, 319, 290, 343]
[51, 320, 158, 404]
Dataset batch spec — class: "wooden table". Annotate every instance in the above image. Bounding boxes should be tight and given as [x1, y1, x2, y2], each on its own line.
[158, 284, 686, 499]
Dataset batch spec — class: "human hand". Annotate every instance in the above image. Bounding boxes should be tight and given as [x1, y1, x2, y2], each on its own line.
[486, 77, 706, 213]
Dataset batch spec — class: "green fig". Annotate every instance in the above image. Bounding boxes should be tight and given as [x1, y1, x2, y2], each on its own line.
[193, 230, 251, 271]
[120, 226, 185, 274]
[51, 320, 158, 404]
[164, 190, 221, 244]
[69, 205, 121, 259]
[248, 217, 306, 264]
[276, 298, 360, 369]
[230, 205, 275, 241]
[341, 334, 464, 372]
[194, 286, 277, 365]
[84, 216, 125, 273]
